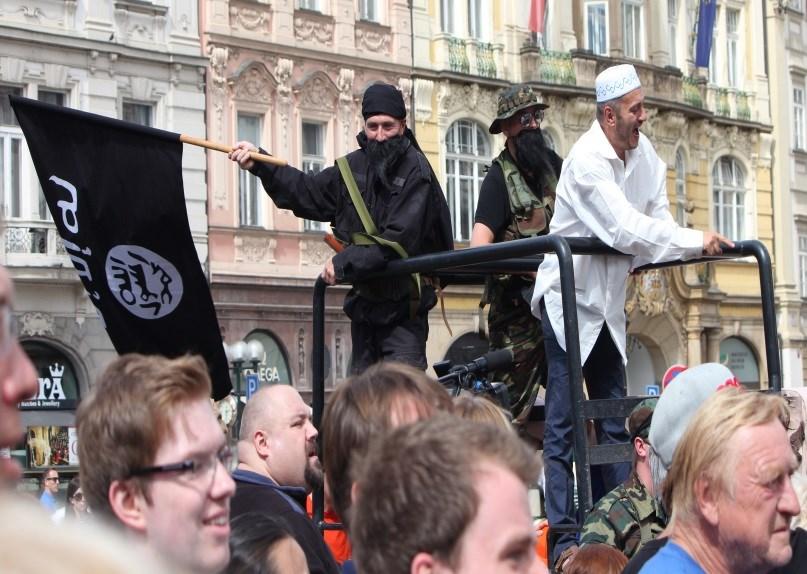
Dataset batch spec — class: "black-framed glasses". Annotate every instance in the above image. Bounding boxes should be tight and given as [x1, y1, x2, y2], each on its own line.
[129, 445, 235, 487]
[518, 108, 544, 128]
[72, 491, 84, 502]
[44, 476, 60, 483]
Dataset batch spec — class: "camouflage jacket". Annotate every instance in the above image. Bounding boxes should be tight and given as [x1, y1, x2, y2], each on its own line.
[579, 472, 666, 558]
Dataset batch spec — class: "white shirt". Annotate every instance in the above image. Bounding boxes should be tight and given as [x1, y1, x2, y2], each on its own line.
[531, 121, 703, 364]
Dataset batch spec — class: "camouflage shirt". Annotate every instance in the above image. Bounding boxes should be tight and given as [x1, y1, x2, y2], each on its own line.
[579, 472, 666, 558]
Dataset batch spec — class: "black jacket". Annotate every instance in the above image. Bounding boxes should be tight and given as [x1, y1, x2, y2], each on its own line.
[252, 130, 453, 325]
[230, 470, 339, 574]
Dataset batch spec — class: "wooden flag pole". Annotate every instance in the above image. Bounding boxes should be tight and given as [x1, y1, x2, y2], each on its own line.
[179, 134, 288, 166]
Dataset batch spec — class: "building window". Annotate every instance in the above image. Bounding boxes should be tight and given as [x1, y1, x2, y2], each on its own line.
[468, 0, 483, 40]
[675, 149, 687, 226]
[719, 337, 759, 390]
[299, 0, 320, 11]
[726, 8, 740, 88]
[668, 0, 678, 67]
[302, 122, 327, 232]
[237, 113, 262, 227]
[0, 85, 22, 220]
[798, 234, 807, 299]
[709, 6, 720, 84]
[795, 86, 806, 151]
[800, 235, 807, 298]
[793, 0, 803, 12]
[713, 156, 746, 239]
[441, 0, 455, 34]
[586, 2, 608, 56]
[122, 102, 152, 127]
[358, 0, 379, 22]
[36, 91, 65, 221]
[445, 119, 489, 242]
[622, 0, 643, 60]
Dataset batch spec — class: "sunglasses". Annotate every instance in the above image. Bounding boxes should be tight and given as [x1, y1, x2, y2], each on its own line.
[518, 108, 545, 128]
[72, 492, 84, 502]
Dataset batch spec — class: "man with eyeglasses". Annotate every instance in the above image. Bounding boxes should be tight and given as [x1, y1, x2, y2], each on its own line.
[76, 353, 236, 574]
[230, 384, 339, 574]
[471, 84, 562, 425]
[39, 468, 60, 512]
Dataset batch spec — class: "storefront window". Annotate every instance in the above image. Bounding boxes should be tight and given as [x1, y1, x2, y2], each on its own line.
[16, 341, 81, 476]
[719, 336, 759, 390]
[244, 330, 292, 385]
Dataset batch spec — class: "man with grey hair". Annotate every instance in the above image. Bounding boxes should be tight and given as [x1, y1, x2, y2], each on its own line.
[639, 388, 800, 573]
[531, 63, 731, 571]
[230, 384, 338, 574]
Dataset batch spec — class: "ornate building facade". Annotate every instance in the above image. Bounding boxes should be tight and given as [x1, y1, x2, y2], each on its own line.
[202, 0, 776, 392]
[0, 0, 208, 477]
[768, 0, 807, 387]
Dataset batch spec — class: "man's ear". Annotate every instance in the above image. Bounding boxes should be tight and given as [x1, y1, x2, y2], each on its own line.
[411, 552, 437, 574]
[634, 437, 649, 458]
[694, 474, 720, 527]
[254, 429, 270, 458]
[108, 479, 148, 533]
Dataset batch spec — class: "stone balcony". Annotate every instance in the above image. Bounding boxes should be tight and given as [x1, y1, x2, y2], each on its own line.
[1, 221, 68, 267]
[433, 34, 503, 79]
[520, 47, 761, 124]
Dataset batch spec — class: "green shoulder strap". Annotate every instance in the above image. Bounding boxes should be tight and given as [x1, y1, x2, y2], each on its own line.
[335, 156, 422, 313]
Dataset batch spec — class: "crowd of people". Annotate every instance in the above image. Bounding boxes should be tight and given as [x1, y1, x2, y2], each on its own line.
[0, 63, 805, 574]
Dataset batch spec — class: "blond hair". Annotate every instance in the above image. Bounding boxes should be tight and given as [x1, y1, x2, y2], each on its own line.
[668, 388, 789, 522]
[452, 394, 512, 431]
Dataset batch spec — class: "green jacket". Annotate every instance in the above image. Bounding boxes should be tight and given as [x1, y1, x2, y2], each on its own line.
[579, 472, 667, 558]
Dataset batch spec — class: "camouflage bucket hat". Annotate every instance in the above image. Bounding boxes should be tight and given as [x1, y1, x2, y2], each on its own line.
[628, 397, 658, 441]
[489, 84, 549, 134]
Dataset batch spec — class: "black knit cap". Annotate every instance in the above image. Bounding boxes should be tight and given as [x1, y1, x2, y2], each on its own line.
[362, 83, 406, 121]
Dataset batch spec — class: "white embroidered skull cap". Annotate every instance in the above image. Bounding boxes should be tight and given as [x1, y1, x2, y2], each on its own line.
[595, 64, 642, 103]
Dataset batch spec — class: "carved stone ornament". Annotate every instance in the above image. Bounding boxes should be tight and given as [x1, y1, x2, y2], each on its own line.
[233, 63, 277, 104]
[235, 235, 277, 264]
[625, 269, 672, 317]
[301, 237, 333, 266]
[20, 312, 55, 337]
[229, 2, 272, 33]
[294, 13, 334, 45]
[299, 73, 338, 112]
[355, 24, 391, 55]
[438, 82, 497, 119]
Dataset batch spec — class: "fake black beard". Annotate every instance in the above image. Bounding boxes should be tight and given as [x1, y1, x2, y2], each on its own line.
[514, 129, 554, 184]
[304, 457, 324, 491]
[365, 135, 409, 191]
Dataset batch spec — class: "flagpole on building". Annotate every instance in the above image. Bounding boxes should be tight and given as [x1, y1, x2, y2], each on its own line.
[179, 134, 288, 166]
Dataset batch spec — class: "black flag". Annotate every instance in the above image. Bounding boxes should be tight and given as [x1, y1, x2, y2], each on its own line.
[10, 95, 231, 399]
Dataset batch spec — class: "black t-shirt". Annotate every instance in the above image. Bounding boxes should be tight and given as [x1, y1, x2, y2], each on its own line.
[473, 149, 563, 238]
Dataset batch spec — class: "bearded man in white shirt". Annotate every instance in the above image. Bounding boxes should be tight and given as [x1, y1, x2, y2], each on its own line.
[531, 64, 731, 572]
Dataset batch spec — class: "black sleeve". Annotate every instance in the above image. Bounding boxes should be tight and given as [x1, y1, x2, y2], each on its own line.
[474, 162, 510, 237]
[250, 151, 339, 222]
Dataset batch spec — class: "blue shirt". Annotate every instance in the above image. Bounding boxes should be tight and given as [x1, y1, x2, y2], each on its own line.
[639, 541, 706, 574]
[39, 490, 57, 512]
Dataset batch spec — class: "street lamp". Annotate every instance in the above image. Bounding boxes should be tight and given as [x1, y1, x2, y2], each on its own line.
[223, 339, 265, 437]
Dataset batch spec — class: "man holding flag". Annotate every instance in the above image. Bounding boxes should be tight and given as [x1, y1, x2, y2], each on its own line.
[230, 83, 453, 374]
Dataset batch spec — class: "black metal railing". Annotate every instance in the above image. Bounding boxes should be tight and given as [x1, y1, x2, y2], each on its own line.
[310, 236, 779, 543]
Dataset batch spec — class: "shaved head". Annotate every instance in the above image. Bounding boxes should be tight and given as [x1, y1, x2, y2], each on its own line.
[236, 384, 320, 489]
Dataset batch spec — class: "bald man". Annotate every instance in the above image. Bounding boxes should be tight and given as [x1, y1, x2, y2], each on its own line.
[230, 384, 338, 574]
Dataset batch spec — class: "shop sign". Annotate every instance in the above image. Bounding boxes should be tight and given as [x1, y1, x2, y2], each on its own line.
[19, 362, 78, 410]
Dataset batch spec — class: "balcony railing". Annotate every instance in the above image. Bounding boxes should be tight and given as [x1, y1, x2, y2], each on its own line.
[448, 37, 470, 74]
[538, 49, 576, 85]
[683, 76, 705, 109]
[1, 221, 68, 264]
[476, 42, 497, 79]
[706, 85, 755, 122]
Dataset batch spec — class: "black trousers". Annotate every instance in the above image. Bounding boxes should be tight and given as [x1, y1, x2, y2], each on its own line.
[350, 314, 429, 374]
